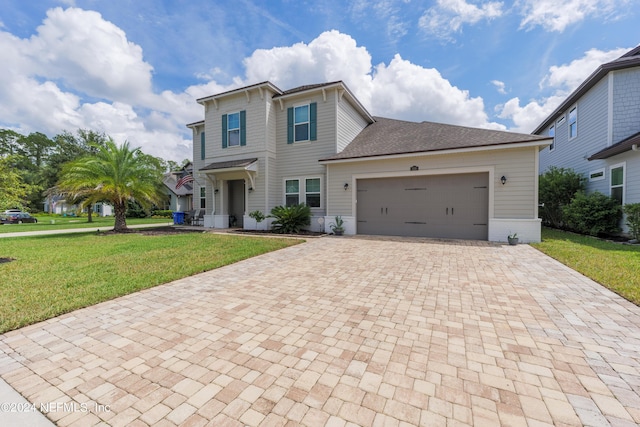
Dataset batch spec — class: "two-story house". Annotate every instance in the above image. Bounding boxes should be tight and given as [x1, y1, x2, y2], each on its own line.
[188, 81, 551, 242]
[535, 45, 640, 230]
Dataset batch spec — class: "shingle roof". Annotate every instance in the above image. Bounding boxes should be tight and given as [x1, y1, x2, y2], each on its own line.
[533, 45, 640, 134]
[588, 131, 640, 160]
[200, 158, 258, 171]
[273, 81, 343, 98]
[320, 117, 550, 162]
[163, 173, 193, 196]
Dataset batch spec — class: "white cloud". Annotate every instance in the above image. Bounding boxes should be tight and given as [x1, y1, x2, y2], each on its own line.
[0, 7, 199, 160]
[497, 47, 630, 132]
[242, 30, 503, 129]
[0, 10, 507, 162]
[491, 80, 507, 94]
[419, 0, 504, 41]
[518, 0, 628, 32]
[540, 47, 630, 90]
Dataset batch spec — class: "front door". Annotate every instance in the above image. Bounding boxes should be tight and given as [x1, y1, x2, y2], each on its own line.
[228, 180, 245, 227]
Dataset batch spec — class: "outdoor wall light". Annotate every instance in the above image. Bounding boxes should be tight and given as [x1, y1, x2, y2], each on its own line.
[501, 175, 507, 185]
[214, 188, 219, 194]
[344, 183, 349, 191]
[248, 187, 254, 192]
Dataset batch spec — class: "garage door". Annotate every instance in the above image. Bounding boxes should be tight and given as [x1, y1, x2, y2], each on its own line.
[356, 173, 488, 239]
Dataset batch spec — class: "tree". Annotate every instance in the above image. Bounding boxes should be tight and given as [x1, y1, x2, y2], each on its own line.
[0, 156, 35, 210]
[539, 167, 586, 228]
[57, 139, 166, 232]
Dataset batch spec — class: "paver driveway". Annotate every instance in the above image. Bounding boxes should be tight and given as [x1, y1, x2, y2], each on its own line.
[1, 236, 640, 426]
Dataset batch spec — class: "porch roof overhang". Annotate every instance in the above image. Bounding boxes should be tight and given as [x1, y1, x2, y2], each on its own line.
[588, 132, 640, 160]
[199, 158, 258, 188]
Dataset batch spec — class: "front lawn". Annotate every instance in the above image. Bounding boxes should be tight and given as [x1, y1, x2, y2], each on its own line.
[0, 215, 171, 234]
[532, 228, 640, 305]
[0, 232, 302, 333]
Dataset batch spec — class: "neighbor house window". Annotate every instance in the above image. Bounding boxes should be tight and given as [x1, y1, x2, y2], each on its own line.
[287, 103, 317, 143]
[222, 111, 246, 148]
[200, 131, 205, 160]
[549, 125, 555, 151]
[556, 116, 566, 126]
[568, 106, 577, 139]
[305, 178, 321, 208]
[285, 179, 300, 206]
[589, 169, 605, 182]
[200, 187, 206, 209]
[610, 164, 625, 205]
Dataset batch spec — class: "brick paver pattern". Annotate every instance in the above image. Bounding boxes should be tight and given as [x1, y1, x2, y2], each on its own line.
[1, 236, 640, 426]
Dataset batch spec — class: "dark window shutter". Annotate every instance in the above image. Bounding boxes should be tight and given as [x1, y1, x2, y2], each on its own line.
[287, 107, 293, 144]
[200, 131, 205, 160]
[309, 102, 317, 141]
[240, 110, 246, 146]
[221, 114, 228, 148]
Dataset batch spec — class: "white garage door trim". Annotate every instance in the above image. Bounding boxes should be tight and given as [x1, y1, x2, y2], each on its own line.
[351, 166, 495, 238]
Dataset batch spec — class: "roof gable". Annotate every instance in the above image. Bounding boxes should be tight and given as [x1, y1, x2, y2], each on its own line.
[533, 45, 640, 134]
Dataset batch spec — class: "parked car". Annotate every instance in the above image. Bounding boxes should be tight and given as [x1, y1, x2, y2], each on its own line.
[0, 212, 38, 224]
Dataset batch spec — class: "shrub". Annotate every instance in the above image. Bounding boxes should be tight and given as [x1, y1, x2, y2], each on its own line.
[563, 191, 621, 236]
[249, 210, 266, 223]
[539, 167, 586, 228]
[623, 203, 640, 240]
[269, 204, 311, 234]
[152, 209, 173, 218]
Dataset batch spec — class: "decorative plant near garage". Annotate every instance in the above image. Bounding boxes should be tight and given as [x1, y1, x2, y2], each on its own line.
[269, 204, 311, 234]
[249, 210, 266, 225]
[329, 215, 345, 236]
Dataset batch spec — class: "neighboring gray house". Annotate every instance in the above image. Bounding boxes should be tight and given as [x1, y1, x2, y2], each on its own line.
[535, 45, 640, 230]
[163, 162, 194, 212]
[188, 81, 550, 242]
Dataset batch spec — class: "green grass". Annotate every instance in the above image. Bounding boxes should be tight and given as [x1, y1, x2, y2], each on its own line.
[0, 232, 302, 333]
[532, 228, 640, 305]
[0, 214, 171, 234]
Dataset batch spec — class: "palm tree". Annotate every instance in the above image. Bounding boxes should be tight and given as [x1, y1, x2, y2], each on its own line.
[57, 139, 165, 232]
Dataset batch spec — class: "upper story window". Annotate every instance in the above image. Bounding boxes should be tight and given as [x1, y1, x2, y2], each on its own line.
[228, 113, 240, 146]
[549, 125, 555, 151]
[287, 103, 317, 143]
[568, 106, 577, 139]
[222, 111, 246, 148]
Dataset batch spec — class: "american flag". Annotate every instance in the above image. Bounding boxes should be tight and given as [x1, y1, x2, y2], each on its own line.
[175, 174, 194, 189]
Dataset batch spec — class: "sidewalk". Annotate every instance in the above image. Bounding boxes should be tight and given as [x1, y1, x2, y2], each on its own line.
[0, 378, 55, 426]
[0, 222, 173, 238]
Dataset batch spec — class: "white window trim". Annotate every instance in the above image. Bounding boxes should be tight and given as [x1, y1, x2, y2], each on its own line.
[227, 112, 241, 147]
[284, 178, 300, 206]
[568, 105, 577, 140]
[549, 124, 555, 152]
[283, 176, 322, 208]
[589, 168, 605, 182]
[200, 186, 206, 209]
[556, 115, 566, 126]
[293, 104, 310, 143]
[304, 177, 322, 208]
[610, 162, 625, 204]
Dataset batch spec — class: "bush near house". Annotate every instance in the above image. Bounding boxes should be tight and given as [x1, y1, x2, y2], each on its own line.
[624, 203, 640, 241]
[563, 191, 621, 236]
[269, 204, 311, 234]
[152, 210, 173, 218]
[539, 166, 586, 228]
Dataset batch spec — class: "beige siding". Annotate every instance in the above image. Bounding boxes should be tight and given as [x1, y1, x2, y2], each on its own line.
[336, 93, 370, 153]
[274, 92, 339, 214]
[326, 146, 538, 220]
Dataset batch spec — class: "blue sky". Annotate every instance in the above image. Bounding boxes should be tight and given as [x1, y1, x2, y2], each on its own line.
[0, 0, 638, 161]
